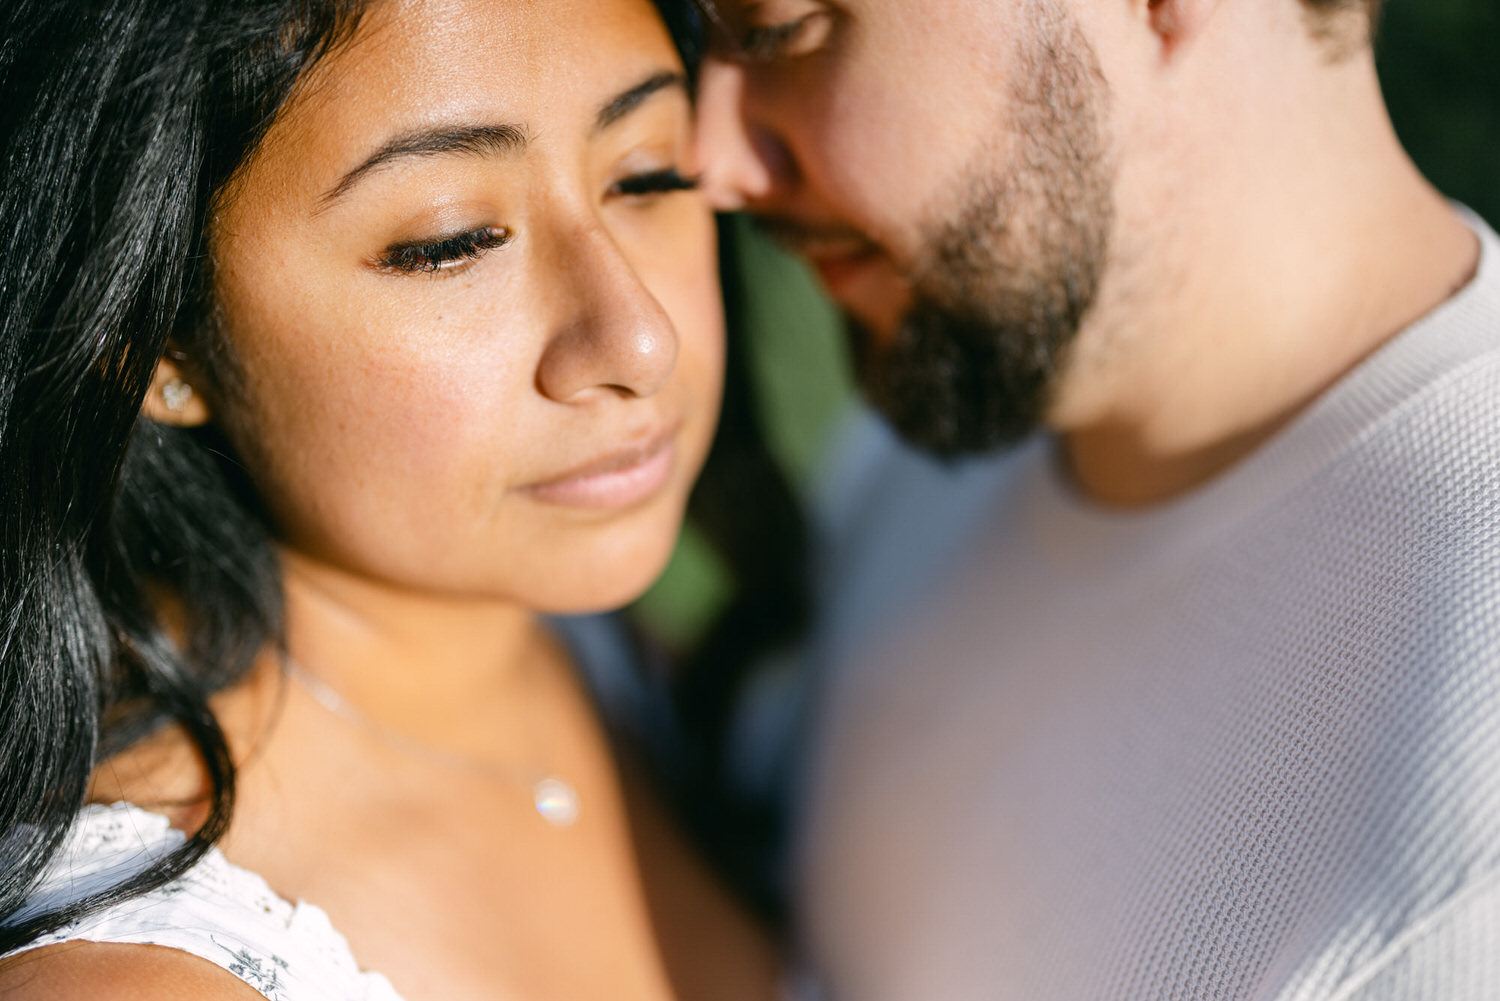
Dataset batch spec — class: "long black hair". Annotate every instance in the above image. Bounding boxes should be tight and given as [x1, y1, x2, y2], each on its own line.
[0, 0, 371, 953]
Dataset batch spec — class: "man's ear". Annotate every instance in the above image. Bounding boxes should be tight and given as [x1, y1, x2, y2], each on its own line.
[141, 351, 212, 427]
[1142, 0, 1221, 56]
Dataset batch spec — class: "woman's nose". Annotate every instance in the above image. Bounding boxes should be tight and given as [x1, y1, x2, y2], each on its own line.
[535, 225, 678, 404]
[694, 56, 789, 212]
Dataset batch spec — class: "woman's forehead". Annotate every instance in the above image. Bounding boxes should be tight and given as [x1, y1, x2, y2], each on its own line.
[228, 0, 686, 214]
[302, 0, 682, 108]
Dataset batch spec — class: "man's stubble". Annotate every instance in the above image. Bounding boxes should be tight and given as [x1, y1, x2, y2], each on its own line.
[855, 9, 1116, 458]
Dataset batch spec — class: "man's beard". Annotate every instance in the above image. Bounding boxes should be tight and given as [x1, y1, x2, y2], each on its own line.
[857, 13, 1115, 458]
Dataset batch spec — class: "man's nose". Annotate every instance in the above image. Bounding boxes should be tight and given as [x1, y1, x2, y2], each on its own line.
[694, 56, 789, 211]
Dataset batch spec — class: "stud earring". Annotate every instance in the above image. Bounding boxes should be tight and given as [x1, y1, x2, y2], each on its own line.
[161, 377, 194, 413]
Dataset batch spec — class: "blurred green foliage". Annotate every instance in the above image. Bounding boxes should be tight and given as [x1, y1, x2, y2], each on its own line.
[631, 217, 853, 649]
[635, 0, 1500, 644]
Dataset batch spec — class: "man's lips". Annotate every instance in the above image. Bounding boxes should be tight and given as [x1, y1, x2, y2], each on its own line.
[518, 427, 679, 510]
[755, 217, 877, 261]
[752, 217, 893, 298]
[805, 243, 884, 291]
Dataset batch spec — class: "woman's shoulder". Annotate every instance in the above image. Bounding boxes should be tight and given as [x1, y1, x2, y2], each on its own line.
[0, 940, 266, 1001]
[2, 803, 405, 1001]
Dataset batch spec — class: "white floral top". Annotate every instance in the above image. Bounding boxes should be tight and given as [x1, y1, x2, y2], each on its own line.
[2, 802, 405, 1001]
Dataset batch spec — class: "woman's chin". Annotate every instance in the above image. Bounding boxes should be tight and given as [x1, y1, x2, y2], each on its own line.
[527, 531, 685, 618]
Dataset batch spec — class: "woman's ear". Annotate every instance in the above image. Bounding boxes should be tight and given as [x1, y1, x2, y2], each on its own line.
[141, 352, 212, 427]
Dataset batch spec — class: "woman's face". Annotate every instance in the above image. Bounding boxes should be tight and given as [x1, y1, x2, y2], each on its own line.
[208, 0, 722, 613]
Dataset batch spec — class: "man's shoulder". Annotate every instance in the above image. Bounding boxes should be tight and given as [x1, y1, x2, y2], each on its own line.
[812, 407, 1034, 550]
[807, 409, 1041, 652]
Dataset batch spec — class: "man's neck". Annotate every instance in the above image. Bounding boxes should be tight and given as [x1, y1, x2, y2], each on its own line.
[1055, 55, 1479, 507]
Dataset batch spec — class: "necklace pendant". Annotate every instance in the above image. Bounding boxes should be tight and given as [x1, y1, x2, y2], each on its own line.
[533, 777, 581, 827]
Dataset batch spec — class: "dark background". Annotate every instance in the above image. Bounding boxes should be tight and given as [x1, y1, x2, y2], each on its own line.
[636, 0, 1500, 638]
[1380, 0, 1499, 227]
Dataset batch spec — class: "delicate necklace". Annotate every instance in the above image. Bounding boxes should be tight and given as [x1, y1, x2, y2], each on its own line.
[281, 656, 581, 828]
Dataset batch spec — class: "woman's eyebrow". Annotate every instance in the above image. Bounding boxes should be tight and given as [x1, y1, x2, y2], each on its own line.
[318, 71, 685, 206]
[593, 71, 688, 134]
[321, 122, 529, 205]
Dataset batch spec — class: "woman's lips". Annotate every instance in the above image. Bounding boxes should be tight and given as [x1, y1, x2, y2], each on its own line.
[519, 429, 678, 510]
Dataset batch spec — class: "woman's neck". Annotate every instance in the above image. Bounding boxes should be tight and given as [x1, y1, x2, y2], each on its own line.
[277, 548, 559, 749]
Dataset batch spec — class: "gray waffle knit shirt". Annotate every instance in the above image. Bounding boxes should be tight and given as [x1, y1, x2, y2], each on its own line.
[795, 210, 1500, 1000]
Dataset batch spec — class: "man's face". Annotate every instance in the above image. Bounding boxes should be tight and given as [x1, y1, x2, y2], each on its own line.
[696, 0, 1116, 455]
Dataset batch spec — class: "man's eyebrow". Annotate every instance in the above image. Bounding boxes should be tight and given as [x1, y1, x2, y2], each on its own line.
[594, 71, 688, 134]
[321, 122, 529, 204]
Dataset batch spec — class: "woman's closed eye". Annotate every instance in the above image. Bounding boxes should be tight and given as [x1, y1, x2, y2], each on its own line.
[375, 225, 512, 275]
[371, 167, 693, 276]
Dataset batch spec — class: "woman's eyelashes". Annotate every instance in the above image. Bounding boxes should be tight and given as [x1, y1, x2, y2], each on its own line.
[372, 169, 695, 276]
[376, 225, 512, 274]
